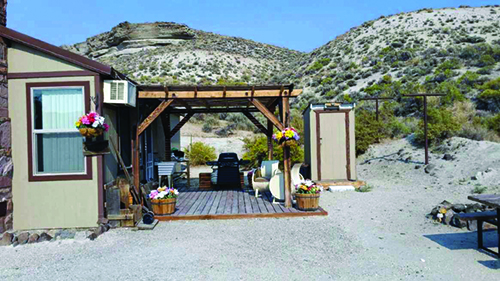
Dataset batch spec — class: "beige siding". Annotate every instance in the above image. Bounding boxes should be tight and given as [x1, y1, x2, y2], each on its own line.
[8, 42, 86, 73]
[349, 110, 356, 178]
[9, 76, 99, 230]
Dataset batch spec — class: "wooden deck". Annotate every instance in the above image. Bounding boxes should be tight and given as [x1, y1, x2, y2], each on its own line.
[155, 187, 328, 221]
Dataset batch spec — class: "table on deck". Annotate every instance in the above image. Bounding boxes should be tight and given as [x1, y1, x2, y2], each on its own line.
[468, 194, 500, 257]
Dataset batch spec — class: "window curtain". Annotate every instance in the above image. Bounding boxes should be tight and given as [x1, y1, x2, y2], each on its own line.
[34, 88, 85, 174]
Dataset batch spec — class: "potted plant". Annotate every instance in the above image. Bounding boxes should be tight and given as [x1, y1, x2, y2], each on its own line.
[149, 186, 179, 215]
[295, 180, 323, 211]
[272, 127, 300, 147]
[75, 112, 110, 152]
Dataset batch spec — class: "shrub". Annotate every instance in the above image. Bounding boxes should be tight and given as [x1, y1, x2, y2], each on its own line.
[241, 136, 304, 169]
[414, 107, 460, 145]
[435, 81, 465, 106]
[435, 58, 462, 72]
[184, 142, 217, 166]
[477, 78, 500, 111]
[202, 123, 212, 133]
[321, 77, 333, 85]
[477, 66, 494, 75]
[458, 71, 480, 87]
[486, 113, 500, 135]
[476, 54, 496, 67]
[355, 110, 384, 156]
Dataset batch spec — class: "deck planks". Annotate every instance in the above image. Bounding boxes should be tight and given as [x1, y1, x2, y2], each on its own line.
[156, 188, 327, 221]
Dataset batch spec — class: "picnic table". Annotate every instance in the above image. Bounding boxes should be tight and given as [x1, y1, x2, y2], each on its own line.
[468, 194, 500, 257]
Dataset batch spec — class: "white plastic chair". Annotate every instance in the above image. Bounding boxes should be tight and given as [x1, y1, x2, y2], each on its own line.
[251, 160, 279, 198]
[291, 163, 305, 195]
[269, 163, 305, 203]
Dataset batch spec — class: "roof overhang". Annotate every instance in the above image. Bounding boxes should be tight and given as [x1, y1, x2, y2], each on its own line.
[0, 26, 116, 77]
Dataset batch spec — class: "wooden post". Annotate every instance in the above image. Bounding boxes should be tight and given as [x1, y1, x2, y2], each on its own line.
[282, 95, 292, 208]
[133, 134, 140, 199]
[267, 119, 273, 160]
[402, 93, 445, 165]
[359, 97, 394, 122]
[423, 96, 428, 165]
[161, 113, 171, 161]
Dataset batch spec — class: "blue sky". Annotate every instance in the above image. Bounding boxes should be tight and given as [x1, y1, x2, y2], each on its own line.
[7, 0, 499, 52]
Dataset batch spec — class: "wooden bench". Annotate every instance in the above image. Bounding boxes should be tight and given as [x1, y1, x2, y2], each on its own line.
[458, 211, 499, 256]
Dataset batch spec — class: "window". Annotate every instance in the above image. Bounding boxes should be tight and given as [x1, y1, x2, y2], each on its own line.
[26, 82, 92, 181]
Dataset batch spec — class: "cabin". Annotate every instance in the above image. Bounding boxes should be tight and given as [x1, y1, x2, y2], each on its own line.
[1, 26, 179, 230]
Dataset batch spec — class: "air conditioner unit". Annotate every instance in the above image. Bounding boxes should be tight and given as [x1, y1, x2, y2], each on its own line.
[103, 80, 136, 107]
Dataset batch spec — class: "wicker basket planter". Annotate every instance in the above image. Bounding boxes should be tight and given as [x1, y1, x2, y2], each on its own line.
[295, 193, 320, 211]
[79, 128, 104, 138]
[151, 198, 177, 215]
[279, 139, 297, 147]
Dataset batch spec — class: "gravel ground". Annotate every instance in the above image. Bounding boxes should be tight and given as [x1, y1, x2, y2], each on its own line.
[1, 137, 499, 280]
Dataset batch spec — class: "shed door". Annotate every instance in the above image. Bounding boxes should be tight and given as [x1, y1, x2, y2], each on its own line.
[319, 113, 347, 180]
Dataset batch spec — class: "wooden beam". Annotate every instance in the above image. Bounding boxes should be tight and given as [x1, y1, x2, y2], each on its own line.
[267, 118, 274, 160]
[139, 89, 303, 99]
[160, 113, 171, 161]
[137, 99, 174, 135]
[170, 112, 194, 136]
[265, 97, 279, 109]
[248, 98, 284, 131]
[167, 108, 259, 114]
[282, 96, 292, 208]
[175, 98, 192, 112]
[242, 111, 268, 135]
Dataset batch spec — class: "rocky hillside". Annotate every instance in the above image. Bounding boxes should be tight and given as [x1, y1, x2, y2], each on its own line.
[62, 21, 303, 85]
[286, 5, 500, 109]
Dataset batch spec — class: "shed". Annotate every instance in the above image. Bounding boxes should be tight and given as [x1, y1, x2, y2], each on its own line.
[303, 103, 356, 182]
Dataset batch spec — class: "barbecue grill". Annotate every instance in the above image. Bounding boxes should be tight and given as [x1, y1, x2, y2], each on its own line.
[206, 153, 249, 189]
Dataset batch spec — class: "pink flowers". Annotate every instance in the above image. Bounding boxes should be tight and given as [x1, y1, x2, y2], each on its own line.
[76, 112, 108, 131]
[149, 190, 159, 199]
[81, 116, 90, 125]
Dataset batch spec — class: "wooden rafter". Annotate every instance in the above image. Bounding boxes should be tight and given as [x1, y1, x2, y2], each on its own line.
[242, 111, 268, 135]
[265, 97, 279, 109]
[175, 98, 192, 112]
[170, 112, 194, 136]
[139, 89, 302, 99]
[248, 98, 284, 131]
[137, 99, 174, 135]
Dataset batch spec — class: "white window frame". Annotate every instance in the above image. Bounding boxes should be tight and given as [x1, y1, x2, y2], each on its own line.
[30, 86, 87, 176]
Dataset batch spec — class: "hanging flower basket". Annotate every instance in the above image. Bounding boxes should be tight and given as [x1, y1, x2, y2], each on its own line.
[75, 112, 109, 137]
[149, 187, 179, 215]
[280, 139, 297, 147]
[272, 127, 300, 147]
[79, 128, 104, 138]
[294, 180, 323, 211]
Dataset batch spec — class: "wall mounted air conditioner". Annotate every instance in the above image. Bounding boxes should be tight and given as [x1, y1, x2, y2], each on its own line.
[103, 80, 136, 107]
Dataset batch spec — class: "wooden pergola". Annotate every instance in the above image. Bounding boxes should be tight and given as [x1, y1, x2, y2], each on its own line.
[133, 85, 302, 208]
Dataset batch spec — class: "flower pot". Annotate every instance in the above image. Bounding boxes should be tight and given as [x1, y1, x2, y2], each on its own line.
[295, 193, 320, 211]
[279, 139, 297, 147]
[84, 139, 109, 152]
[151, 198, 177, 215]
[79, 128, 103, 138]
